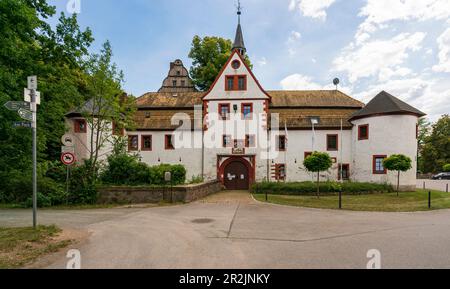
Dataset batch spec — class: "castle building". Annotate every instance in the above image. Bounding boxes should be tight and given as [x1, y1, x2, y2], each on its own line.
[66, 10, 425, 191]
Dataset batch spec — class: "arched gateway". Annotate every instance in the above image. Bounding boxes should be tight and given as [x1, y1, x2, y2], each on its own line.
[218, 157, 254, 190]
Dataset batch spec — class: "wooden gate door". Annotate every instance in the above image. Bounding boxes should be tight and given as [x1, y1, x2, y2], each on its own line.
[223, 161, 249, 190]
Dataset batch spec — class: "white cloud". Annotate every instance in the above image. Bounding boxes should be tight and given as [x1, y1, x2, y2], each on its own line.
[288, 0, 336, 21]
[356, 0, 450, 43]
[257, 57, 267, 67]
[378, 67, 413, 82]
[287, 31, 301, 43]
[286, 31, 302, 56]
[353, 76, 450, 121]
[280, 73, 353, 95]
[281, 74, 322, 90]
[433, 28, 450, 73]
[333, 32, 426, 83]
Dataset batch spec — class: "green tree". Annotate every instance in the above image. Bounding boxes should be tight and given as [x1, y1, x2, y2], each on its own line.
[383, 154, 412, 196]
[421, 115, 450, 173]
[417, 117, 431, 173]
[0, 0, 93, 203]
[303, 152, 333, 198]
[83, 41, 135, 179]
[188, 35, 252, 91]
[443, 164, 450, 172]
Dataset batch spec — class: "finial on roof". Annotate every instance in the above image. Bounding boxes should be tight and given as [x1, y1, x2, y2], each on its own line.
[233, 0, 246, 55]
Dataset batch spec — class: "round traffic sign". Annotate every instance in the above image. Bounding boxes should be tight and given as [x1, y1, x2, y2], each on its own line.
[61, 152, 76, 166]
[61, 133, 75, 146]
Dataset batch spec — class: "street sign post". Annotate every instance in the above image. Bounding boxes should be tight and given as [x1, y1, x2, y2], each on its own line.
[4, 101, 30, 111]
[61, 146, 75, 154]
[24, 88, 41, 105]
[18, 108, 33, 122]
[29, 76, 38, 229]
[13, 121, 32, 128]
[61, 134, 75, 147]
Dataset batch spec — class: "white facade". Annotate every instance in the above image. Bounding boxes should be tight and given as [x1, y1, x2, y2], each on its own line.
[351, 115, 419, 191]
[65, 52, 423, 191]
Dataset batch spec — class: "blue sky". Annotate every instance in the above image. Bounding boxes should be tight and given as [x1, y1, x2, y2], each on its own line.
[47, 0, 450, 121]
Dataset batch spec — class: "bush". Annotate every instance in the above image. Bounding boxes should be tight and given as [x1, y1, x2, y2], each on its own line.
[101, 153, 186, 186]
[251, 181, 393, 196]
[443, 164, 450, 172]
[68, 161, 99, 205]
[0, 170, 67, 207]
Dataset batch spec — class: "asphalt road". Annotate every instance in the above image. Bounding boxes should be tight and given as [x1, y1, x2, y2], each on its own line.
[2, 191, 450, 269]
[417, 179, 449, 192]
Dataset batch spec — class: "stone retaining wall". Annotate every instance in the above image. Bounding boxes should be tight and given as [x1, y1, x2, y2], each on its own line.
[98, 181, 223, 204]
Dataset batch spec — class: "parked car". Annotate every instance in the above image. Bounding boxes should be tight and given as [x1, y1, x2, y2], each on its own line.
[431, 172, 450, 180]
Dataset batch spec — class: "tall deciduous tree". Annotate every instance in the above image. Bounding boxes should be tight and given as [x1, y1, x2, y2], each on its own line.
[421, 115, 450, 173]
[303, 152, 333, 198]
[83, 41, 135, 179]
[188, 35, 252, 91]
[383, 154, 412, 196]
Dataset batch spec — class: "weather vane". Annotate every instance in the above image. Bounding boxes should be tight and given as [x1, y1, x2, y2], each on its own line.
[236, 0, 242, 23]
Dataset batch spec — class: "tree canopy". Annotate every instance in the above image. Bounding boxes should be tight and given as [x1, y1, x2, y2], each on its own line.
[0, 0, 129, 205]
[303, 152, 333, 197]
[420, 115, 450, 173]
[188, 35, 252, 91]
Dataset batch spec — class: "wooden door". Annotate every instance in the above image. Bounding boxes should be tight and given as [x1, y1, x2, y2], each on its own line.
[224, 161, 249, 190]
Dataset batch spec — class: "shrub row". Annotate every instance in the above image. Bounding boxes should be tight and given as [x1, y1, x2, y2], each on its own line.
[100, 154, 186, 186]
[251, 181, 394, 196]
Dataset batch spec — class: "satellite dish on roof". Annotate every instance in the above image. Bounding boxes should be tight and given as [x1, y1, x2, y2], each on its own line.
[333, 78, 340, 90]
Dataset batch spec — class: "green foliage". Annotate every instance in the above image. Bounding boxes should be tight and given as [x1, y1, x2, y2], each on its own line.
[0, 0, 96, 205]
[443, 164, 450, 172]
[421, 115, 450, 173]
[383, 154, 412, 172]
[101, 152, 187, 186]
[303, 152, 333, 173]
[188, 35, 253, 91]
[251, 182, 394, 196]
[68, 160, 99, 204]
[189, 175, 204, 184]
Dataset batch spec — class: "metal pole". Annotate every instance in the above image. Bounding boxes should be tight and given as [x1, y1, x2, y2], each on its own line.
[312, 123, 315, 152]
[423, 181, 425, 190]
[31, 88, 37, 229]
[428, 191, 431, 209]
[446, 183, 448, 193]
[339, 189, 342, 209]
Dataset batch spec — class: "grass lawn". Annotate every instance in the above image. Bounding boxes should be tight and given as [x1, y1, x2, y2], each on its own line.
[0, 225, 72, 269]
[253, 189, 450, 212]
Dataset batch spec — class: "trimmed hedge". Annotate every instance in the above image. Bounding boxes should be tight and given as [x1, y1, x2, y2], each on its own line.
[251, 181, 394, 196]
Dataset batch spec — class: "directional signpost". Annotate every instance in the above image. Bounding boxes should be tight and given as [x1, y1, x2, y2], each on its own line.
[2, 76, 40, 228]
[4, 101, 30, 111]
[18, 108, 33, 122]
[13, 121, 32, 128]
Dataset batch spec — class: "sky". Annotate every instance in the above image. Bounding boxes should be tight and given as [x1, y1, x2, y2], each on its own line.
[47, 0, 450, 121]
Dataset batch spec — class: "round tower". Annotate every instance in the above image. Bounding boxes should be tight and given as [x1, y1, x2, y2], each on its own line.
[350, 91, 426, 191]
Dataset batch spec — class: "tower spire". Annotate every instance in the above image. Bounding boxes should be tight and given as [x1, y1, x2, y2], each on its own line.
[233, 0, 246, 55]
